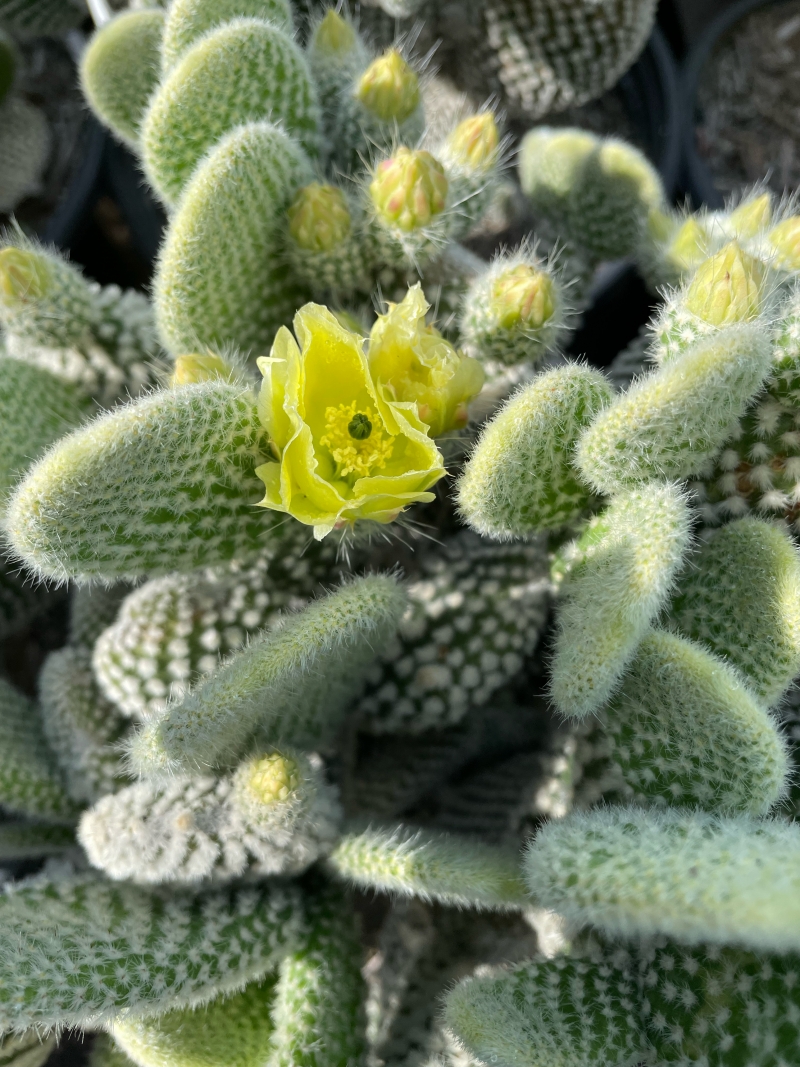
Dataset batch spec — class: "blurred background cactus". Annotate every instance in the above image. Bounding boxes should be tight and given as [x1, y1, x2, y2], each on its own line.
[4, 2, 800, 1067]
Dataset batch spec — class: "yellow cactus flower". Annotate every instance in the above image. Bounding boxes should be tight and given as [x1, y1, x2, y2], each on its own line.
[685, 242, 765, 326]
[769, 216, 800, 270]
[255, 302, 445, 539]
[170, 353, 236, 387]
[238, 752, 301, 807]
[369, 285, 484, 437]
[357, 49, 420, 123]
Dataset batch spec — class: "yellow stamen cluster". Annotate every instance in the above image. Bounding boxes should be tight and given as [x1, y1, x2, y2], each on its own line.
[320, 400, 394, 478]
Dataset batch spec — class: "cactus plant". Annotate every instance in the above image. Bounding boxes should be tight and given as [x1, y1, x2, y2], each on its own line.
[8, 4, 800, 1066]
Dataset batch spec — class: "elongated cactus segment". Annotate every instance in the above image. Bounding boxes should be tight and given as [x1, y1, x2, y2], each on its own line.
[129, 576, 407, 775]
[0, 875, 302, 1033]
[669, 518, 800, 705]
[79, 750, 342, 885]
[601, 630, 787, 815]
[550, 483, 691, 718]
[80, 10, 165, 148]
[6, 381, 288, 582]
[525, 807, 800, 953]
[0, 1032, 57, 1067]
[577, 325, 773, 495]
[328, 824, 528, 910]
[445, 952, 648, 1067]
[153, 121, 313, 356]
[457, 364, 612, 537]
[111, 979, 279, 1067]
[270, 882, 366, 1067]
[142, 18, 318, 205]
[0, 677, 78, 823]
[161, 0, 293, 72]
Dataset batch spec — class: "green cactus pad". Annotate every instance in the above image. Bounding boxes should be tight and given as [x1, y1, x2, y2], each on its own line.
[111, 978, 279, 1067]
[669, 518, 800, 706]
[6, 381, 289, 582]
[153, 121, 312, 356]
[0, 677, 78, 823]
[141, 18, 318, 205]
[129, 575, 407, 775]
[525, 807, 800, 953]
[550, 483, 692, 718]
[161, 0, 293, 72]
[445, 952, 648, 1067]
[81, 10, 165, 148]
[270, 882, 366, 1067]
[0, 874, 301, 1032]
[328, 824, 528, 910]
[577, 324, 773, 495]
[601, 629, 788, 815]
[457, 363, 612, 537]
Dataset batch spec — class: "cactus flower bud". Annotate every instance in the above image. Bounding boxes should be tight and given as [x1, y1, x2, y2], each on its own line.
[729, 192, 772, 239]
[490, 264, 556, 331]
[356, 49, 420, 123]
[666, 217, 708, 273]
[369, 284, 484, 437]
[0, 246, 50, 306]
[446, 113, 500, 171]
[288, 183, 352, 253]
[769, 215, 800, 270]
[684, 242, 765, 326]
[236, 751, 302, 810]
[170, 353, 236, 387]
[313, 9, 357, 56]
[370, 148, 448, 232]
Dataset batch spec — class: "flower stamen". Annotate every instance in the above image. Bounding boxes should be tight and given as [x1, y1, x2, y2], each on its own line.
[320, 401, 393, 478]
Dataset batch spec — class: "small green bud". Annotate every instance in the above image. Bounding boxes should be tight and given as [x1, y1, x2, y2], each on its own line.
[684, 242, 765, 325]
[666, 216, 708, 273]
[356, 49, 419, 123]
[445, 112, 499, 171]
[729, 192, 772, 238]
[313, 9, 357, 55]
[370, 147, 448, 232]
[170, 353, 236, 387]
[769, 215, 800, 270]
[288, 182, 352, 252]
[490, 264, 555, 331]
[0, 247, 50, 307]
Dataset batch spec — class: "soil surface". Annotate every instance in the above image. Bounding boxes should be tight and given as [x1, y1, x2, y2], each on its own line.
[697, 0, 800, 197]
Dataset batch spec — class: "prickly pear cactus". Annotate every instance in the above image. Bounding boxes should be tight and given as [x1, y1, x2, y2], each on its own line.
[6, 5, 800, 1067]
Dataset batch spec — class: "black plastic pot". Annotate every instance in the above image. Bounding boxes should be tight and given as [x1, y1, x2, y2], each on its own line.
[40, 116, 106, 250]
[682, 0, 789, 208]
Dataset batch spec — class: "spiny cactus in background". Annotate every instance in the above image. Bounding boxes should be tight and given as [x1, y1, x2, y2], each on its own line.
[0, 1032, 56, 1067]
[348, 0, 657, 122]
[0, 242, 159, 405]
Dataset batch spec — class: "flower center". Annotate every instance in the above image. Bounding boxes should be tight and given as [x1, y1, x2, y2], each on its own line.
[348, 412, 373, 439]
[320, 401, 394, 479]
